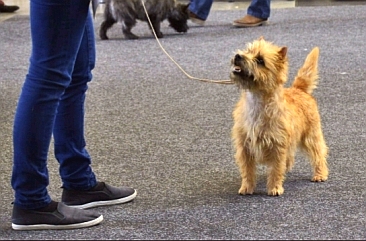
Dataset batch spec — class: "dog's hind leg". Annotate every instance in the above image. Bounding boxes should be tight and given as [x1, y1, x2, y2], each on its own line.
[286, 144, 297, 172]
[122, 18, 139, 39]
[99, 5, 117, 40]
[302, 129, 329, 182]
[100, 18, 117, 40]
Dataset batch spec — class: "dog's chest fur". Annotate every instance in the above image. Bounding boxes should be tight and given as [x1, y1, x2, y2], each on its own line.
[241, 92, 289, 161]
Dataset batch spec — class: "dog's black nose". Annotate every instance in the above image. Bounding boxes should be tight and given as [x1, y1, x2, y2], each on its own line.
[234, 54, 243, 62]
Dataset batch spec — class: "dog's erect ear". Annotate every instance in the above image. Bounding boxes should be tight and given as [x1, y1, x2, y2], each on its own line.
[279, 47, 287, 59]
[183, 3, 190, 11]
[258, 36, 265, 41]
[177, 2, 190, 13]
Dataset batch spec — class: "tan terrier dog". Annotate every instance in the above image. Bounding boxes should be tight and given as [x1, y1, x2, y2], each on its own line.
[230, 37, 329, 196]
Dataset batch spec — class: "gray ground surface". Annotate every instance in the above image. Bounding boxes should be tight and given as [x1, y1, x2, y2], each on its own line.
[0, 3, 365, 240]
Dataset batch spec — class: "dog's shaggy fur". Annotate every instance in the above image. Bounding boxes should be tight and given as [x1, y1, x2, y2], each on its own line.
[230, 37, 329, 196]
[99, 0, 189, 40]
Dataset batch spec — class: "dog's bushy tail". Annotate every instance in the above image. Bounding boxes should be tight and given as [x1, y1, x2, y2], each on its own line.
[292, 47, 319, 95]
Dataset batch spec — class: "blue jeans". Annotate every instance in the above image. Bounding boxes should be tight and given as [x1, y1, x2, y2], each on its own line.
[189, 0, 213, 21]
[247, 0, 271, 20]
[11, 0, 97, 210]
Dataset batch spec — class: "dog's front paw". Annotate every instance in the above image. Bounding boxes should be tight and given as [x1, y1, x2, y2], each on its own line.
[123, 31, 139, 40]
[238, 185, 254, 195]
[267, 186, 284, 196]
[311, 175, 328, 182]
[156, 32, 164, 38]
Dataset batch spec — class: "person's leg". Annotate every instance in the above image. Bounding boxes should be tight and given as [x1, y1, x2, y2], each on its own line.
[53, 11, 97, 192]
[247, 0, 271, 19]
[233, 0, 271, 27]
[11, 0, 93, 210]
[11, 0, 104, 230]
[189, 0, 213, 20]
[188, 0, 213, 25]
[54, 8, 137, 210]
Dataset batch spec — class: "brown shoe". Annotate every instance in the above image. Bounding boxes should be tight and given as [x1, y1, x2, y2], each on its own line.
[233, 14, 267, 27]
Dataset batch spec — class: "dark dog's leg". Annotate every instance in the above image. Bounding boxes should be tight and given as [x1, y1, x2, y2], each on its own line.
[100, 19, 117, 40]
[122, 17, 139, 39]
[99, 5, 117, 40]
[147, 16, 163, 38]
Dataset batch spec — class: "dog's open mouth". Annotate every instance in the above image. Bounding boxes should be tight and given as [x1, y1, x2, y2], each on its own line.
[232, 65, 242, 73]
[231, 54, 252, 78]
[230, 56, 255, 89]
[231, 65, 252, 79]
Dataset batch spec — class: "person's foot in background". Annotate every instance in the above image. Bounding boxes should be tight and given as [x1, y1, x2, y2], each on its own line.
[188, 0, 213, 26]
[189, 11, 206, 26]
[0, 0, 19, 13]
[233, 14, 267, 27]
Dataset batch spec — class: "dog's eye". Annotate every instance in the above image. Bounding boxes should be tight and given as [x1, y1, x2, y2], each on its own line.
[256, 57, 265, 66]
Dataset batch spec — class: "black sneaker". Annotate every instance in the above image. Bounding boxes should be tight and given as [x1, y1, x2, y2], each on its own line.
[61, 182, 137, 209]
[12, 201, 103, 231]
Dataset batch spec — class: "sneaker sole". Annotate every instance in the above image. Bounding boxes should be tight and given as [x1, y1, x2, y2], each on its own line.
[69, 189, 137, 209]
[12, 215, 103, 231]
[190, 18, 205, 26]
[232, 21, 268, 27]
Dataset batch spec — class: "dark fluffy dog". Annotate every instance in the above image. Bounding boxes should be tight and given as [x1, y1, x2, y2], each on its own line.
[99, 0, 189, 40]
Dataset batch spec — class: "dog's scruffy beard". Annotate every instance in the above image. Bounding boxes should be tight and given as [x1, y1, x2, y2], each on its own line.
[230, 54, 256, 90]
